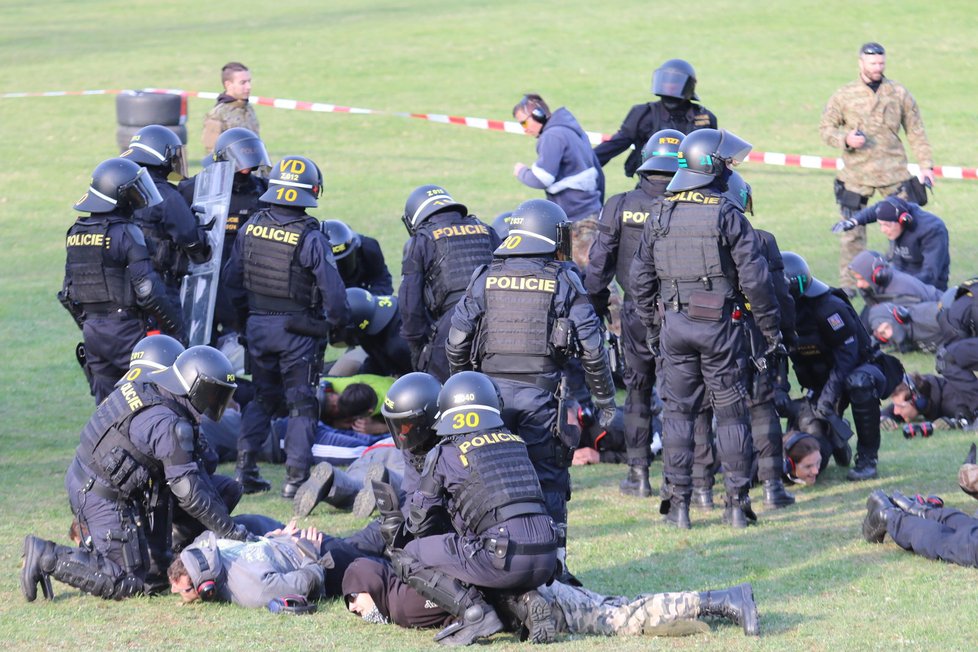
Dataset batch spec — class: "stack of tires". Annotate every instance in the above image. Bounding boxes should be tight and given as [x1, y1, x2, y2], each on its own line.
[116, 91, 187, 152]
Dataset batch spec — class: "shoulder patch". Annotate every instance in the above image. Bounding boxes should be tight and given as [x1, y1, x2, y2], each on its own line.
[827, 313, 845, 331]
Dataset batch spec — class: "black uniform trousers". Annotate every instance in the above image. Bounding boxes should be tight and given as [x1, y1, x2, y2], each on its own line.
[620, 301, 656, 466]
[888, 507, 978, 568]
[82, 315, 145, 404]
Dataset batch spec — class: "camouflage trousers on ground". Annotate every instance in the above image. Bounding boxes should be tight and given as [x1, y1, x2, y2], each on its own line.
[541, 582, 707, 636]
[571, 216, 622, 336]
[836, 179, 905, 290]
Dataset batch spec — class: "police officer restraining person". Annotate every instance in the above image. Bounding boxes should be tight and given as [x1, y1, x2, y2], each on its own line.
[585, 129, 684, 498]
[386, 372, 559, 646]
[398, 185, 499, 382]
[21, 346, 249, 602]
[122, 125, 212, 331]
[594, 59, 717, 178]
[447, 199, 618, 546]
[59, 157, 185, 404]
[224, 155, 349, 498]
[782, 252, 904, 481]
[630, 129, 782, 529]
[321, 219, 394, 296]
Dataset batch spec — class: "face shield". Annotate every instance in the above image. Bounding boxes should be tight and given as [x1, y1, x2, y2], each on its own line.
[384, 409, 431, 454]
[189, 373, 237, 421]
[221, 137, 271, 173]
[652, 69, 693, 100]
[124, 167, 164, 210]
[716, 130, 752, 167]
[555, 222, 572, 261]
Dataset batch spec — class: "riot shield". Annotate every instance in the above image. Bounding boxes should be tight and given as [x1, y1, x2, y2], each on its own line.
[180, 161, 233, 346]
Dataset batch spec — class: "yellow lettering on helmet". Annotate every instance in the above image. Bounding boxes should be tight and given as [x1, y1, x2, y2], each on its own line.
[279, 158, 306, 175]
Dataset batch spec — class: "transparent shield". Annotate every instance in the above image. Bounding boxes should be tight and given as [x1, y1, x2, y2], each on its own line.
[180, 161, 233, 346]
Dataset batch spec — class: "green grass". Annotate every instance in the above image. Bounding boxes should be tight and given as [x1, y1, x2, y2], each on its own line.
[2, 0, 978, 649]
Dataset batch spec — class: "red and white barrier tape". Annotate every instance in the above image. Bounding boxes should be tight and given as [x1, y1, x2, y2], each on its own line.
[5, 87, 975, 180]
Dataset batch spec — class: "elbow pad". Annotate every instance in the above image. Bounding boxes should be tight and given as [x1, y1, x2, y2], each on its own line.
[581, 349, 616, 405]
[170, 473, 238, 539]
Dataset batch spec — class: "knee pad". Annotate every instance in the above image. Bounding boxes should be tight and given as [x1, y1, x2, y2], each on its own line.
[846, 371, 878, 405]
[287, 395, 319, 420]
[713, 400, 747, 424]
[712, 384, 746, 409]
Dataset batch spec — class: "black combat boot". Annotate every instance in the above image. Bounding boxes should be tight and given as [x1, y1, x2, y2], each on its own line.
[762, 479, 796, 509]
[722, 495, 757, 529]
[833, 441, 853, 467]
[293, 462, 335, 518]
[846, 454, 878, 482]
[282, 466, 310, 500]
[495, 590, 557, 644]
[20, 536, 55, 602]
[619, 465, 653, 498]
[862, 489, 895, 543]
[663, 495, 691, 529]
[353, 462, 399, 518]
[698, 583, 759, 636]
[691, 486, 714, 511]
[890, 490, 942, 518]
[234, 451, 271, 494]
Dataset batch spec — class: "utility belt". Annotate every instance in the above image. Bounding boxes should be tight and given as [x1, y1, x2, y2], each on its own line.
[71, 461, 124, 503]
[248, 293, 313, 314]
[489, 372, 560, 394]
[527, 438, 574, 470]
[82, 305, 138, 320]
[666, 290, 734, 322]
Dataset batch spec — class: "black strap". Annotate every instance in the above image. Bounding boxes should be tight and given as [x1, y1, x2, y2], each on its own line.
[71, 461, 123, 502]
[490, 373, 559, 394]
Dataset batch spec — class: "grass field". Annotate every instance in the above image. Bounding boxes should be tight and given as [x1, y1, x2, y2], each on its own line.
[2, 1, 978, 649]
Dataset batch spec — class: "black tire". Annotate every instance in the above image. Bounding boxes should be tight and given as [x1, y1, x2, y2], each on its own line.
[117, 124, 187, 153]
[116, 91, 182, 127]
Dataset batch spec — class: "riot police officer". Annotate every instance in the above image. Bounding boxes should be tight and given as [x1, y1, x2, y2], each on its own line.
[388, 372, 558, 646]
[398, 184, 499, 382]
[122, 124, 211, 329]
[21, 346, 249, 602]
[782, 252, 903, 481]
[594, 59, 718, 178]
[321, 219, 394, 295]
[630, 129, 782, 529]
[59, 157, 185, 403]
[447, 199, 618, 534]
[340, 287, 413, 377]
[585, 129, 684, 497]
[224, 155, 349, 498]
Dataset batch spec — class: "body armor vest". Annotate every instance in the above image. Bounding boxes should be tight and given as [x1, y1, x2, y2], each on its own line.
[623, 102, 713, 177]
[447, 430, 546, 535]
[65, 218, 133, 311]
[76, 381, 187, 498]
[417, 216, 494, 317]
[480, 259, 561, 375]
[242, 209, 317, 312]
[616, 187, 660, 297]
[649, 194, 736, 307]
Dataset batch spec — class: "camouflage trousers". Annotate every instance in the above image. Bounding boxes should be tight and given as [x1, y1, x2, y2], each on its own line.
[571, 216, 622, 337]
[541, 582, 707, 637]
[836, 179, 906, 290]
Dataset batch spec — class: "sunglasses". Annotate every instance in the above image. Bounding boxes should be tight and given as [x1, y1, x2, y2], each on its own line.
[861, 43, 885, 55]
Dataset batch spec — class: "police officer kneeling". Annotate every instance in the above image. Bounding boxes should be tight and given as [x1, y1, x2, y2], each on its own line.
[21, 346, 250, 602]
[388, 372, 559, 646]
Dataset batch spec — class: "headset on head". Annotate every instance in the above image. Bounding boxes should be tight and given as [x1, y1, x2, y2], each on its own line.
[186, 548, 217, 601]
[870, 255, 892, 287]
[883, 197, 913, 228]
[783, 431, 819, 482]
[903, 373, 928, 412]
[520, 95, 549, 126]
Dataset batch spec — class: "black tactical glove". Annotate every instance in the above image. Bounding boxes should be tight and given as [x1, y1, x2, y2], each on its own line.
[831, 218, 859, 233]
[773, 389, 792, 418]
[594, 397, 617, 430]
[646, 328, 661, 357]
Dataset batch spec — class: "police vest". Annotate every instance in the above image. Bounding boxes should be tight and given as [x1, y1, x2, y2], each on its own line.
[480, 259, 561, 375]
[446, 430, 547, 535]
[792, 289, 872, 389]
[615, 187, 660, 297]
[241, 209, 317, 312]
[649, 193, 736, 306]
[624, 102, 714, 177]
[416, 216, 494, 317]
[64, 218, 133, 311]
[75, 381, 191, 499]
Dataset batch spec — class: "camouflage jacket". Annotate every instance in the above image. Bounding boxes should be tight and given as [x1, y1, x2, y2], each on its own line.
[819, 77, 933, 188]
[202, 97, 260, 153]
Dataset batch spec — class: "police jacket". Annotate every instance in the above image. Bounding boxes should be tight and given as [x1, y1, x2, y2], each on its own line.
[134, 168, 210, 284]
[629, 183, 781, 343]
[593, 99, 717, 177]
[790, 288, 875, 407]
[360, 313, 414, 377]
[398, 210, 498, 344]
[179, 172, 268, 263]
[939, 282, 978, 344]
[448, 256, 606, 378]
[757, 229, 797, 347]
[224, 205, 349, 328]
[585, 174, 671, 300]
[407, 428, 549, 538]
[344, 235, 394, 295]
[515, 107, 605, 221]
[63, 211, 161, 314]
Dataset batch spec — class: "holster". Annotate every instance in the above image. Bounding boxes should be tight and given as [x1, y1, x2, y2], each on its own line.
[285, 313, 330, 339]
[834, 179, 867, 211]
[900, 175, 929, 206]
[687, 291, 725, 322]
[58, 290, 86, 330]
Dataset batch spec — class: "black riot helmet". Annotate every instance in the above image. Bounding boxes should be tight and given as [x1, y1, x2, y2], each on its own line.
[494, 199, 570, 259]
[668, 129, 752, 193]
[782, 251, 830, 299]
[320, 219, 362, 280]
[150, 345, 238, 421]
[121, 125, 187, 177]
[116, 334, 186, 386]
[434, 371, 505, 436]
[402, 185, 467, 235]
[636, 129, 685, 175]
[260, 155, 323, 208]
[491, 211, 514, 240]
[74, 157, 163, 214]
[346, 287, 397, 337]
[723, 170, 754, 215]
[652, 59, 699, 101]
[205, 127, 271, 172]
[382, 372, 442, 454]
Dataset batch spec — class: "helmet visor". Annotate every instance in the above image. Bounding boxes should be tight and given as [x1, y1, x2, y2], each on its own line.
[125, 167, 164, 210]
[189, 373, 237, 421]
[652, 69, 692, 100]
[224, 137, 271, 172]
[384, 411, 429, 453]
[716, 130, 752, 166]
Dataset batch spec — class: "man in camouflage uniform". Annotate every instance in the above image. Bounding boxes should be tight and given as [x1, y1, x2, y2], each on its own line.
[202, 62, 260, 154]
[819, 42, 934, 293]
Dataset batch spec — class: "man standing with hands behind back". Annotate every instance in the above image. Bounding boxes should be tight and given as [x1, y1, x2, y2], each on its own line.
[820, 42, 935, 295]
